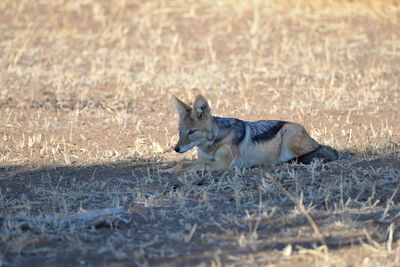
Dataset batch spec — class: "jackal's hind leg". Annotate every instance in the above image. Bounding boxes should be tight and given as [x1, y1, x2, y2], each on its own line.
[282, 123, 320, 158]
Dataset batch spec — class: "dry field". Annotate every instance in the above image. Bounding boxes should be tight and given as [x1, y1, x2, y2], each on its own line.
[1, 0, 400, 266]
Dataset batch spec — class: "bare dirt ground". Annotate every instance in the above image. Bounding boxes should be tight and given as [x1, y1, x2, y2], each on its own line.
[0, 0, 400, 266]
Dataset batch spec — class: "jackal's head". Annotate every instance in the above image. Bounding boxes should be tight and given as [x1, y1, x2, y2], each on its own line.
[172, 95, 214, 153]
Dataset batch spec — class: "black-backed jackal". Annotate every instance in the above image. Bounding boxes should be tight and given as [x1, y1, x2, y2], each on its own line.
[165, 95, 338, 173]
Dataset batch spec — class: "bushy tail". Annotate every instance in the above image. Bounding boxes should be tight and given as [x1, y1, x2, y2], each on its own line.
[294, 145, 339, 164]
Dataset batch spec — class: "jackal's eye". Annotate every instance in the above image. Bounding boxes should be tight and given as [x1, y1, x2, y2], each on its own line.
[188, 130, 197, 135]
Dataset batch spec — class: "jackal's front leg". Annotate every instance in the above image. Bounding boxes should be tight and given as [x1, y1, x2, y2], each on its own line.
[161, 159, 220, 174]
[185, 160, 231, 173]
[161, 161, 193, 174]
[186, 146, 237, 173]
[163, 146, 237, 174]
[162, 159, 232, 174]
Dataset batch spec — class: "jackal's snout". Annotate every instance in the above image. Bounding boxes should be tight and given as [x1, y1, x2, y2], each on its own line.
[173, 145, 181, 153]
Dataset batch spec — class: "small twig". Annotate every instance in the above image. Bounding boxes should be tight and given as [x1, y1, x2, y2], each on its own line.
[265, 170, 329, 253]
[387, 223, 395, 252]
[381, 185, 399, 221]
[1, 206, 125, 225]
[62, 206, 125, 222]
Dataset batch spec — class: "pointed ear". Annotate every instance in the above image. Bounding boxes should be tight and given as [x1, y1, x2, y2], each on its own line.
[192, 94, 211, 121]
[172, 96, 191, 118]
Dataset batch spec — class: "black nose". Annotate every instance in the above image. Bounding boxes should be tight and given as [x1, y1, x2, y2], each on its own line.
[174, 146, 180, 153]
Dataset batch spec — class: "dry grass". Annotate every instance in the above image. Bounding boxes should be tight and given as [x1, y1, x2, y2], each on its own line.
[0, 0, 399, 266]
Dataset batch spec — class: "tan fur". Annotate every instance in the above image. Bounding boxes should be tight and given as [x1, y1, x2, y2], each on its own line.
[281, 123, 319, 156]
